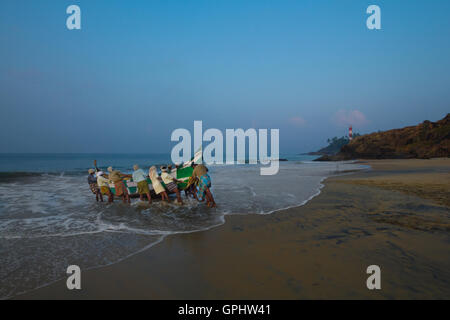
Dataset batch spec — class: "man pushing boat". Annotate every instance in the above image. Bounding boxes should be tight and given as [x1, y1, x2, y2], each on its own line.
[87, 168, 103, 202]
[191, 163, 216, 208]
[108, 166, 131, 204]
[88, 158, 216, 208]
[132, 164, 152, 204]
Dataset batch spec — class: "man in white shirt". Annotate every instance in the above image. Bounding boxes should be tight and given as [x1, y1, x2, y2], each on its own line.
[97, 171, 114, 203]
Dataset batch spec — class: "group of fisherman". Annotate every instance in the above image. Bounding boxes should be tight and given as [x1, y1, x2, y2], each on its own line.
[87, 161, 216, 208]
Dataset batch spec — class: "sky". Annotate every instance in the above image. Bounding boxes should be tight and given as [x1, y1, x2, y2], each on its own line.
[0, 0, 449, 154]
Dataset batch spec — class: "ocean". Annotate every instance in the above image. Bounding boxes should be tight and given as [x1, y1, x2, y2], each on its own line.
[0, 153, 367, 299]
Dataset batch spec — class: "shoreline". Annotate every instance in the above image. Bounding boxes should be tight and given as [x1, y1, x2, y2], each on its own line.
[15, 158, 450, 299]
[7, 166, 333, 299]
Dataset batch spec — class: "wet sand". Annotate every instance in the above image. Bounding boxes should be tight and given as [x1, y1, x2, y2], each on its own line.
[16, 159, 450, 299]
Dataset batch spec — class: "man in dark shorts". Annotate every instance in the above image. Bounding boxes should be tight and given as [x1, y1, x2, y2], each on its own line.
[87, 169, 103, 202]
[160, 166, 183, 204]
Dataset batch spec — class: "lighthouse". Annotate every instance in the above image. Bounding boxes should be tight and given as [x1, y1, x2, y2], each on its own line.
[349, 126, 353, 141]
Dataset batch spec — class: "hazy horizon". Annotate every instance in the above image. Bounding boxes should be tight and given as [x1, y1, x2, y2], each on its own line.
[0, 112, 447, 155]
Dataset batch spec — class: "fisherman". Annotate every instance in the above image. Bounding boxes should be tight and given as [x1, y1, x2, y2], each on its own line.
[149, 166, 170, 202]
[184, 175, 199, 200]
[132, 164, 152, 204]
[97, 171, 114, 203]
[191, 164, 216, 207]
[161, 166, 183, 204]
[87, 169, 103, 202]
[108, 167, 131, 204]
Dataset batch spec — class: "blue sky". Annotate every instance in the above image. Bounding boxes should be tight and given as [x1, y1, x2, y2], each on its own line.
[1, 0, 449, 153]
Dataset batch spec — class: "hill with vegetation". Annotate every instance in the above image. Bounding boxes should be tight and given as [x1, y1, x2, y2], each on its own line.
[308, 134, 361, 156]
[316, 114, 450, 161]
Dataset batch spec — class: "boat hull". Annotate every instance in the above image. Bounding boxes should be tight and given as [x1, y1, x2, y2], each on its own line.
[109, 166, 193, 197]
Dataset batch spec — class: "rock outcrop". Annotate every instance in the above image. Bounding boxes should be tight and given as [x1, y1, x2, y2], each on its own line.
[316, 114, 450, 161]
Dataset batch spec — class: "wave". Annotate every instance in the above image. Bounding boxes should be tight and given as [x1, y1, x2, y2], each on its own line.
[0, 161, 367, 299]
[0, 172, 45, 183]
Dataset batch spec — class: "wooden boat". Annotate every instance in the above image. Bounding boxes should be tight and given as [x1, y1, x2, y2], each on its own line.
[109, 148, 202, 197]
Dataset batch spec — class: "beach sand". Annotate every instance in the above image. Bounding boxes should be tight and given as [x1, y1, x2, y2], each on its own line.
[15, 159, 450, 299]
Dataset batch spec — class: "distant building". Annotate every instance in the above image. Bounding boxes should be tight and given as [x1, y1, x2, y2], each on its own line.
[349, 126, 353, 141]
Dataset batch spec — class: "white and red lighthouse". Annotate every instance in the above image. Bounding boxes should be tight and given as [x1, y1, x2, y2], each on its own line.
[349, 126, 353, 141]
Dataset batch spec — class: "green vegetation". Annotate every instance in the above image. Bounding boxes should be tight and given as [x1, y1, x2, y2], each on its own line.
[316, 114, 450, 161]
[310, 133, 360, 156]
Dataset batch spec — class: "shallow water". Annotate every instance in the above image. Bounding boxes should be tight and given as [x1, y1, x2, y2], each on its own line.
[0, 154, 366, 299]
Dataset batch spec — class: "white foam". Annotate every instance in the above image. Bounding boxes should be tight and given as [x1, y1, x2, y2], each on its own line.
[0, 161, 367, 299]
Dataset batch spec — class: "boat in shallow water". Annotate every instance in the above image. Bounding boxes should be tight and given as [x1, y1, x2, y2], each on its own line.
[108, 148, 202, 197]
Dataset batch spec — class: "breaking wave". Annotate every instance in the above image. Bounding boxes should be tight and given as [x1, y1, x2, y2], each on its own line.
[0, 160, 367, 299]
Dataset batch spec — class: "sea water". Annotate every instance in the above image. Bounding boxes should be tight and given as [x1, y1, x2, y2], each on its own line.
[0, 153, 367, 299]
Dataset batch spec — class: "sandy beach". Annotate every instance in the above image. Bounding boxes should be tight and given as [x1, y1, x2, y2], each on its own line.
[15, 158, 450, 300]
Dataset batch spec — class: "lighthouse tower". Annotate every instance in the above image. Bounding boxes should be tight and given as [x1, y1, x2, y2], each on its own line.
[349, 126, 353, 141]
